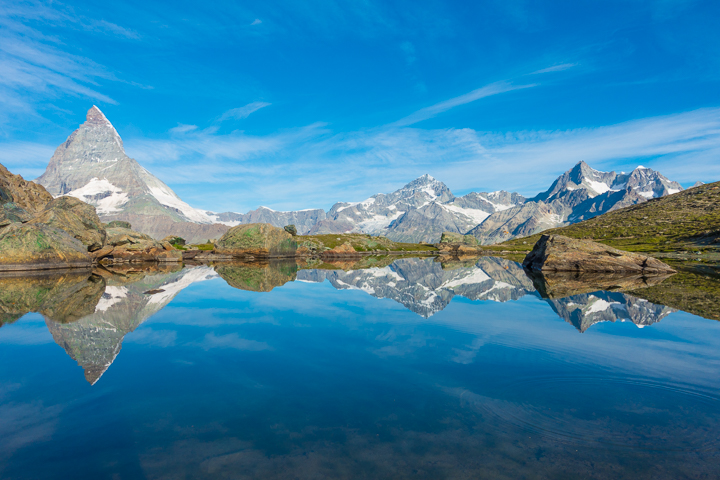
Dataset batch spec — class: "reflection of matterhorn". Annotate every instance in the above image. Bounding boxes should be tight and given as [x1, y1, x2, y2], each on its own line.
[45, 266, 217, 384]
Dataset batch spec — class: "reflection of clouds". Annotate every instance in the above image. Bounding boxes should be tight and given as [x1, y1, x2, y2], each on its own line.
[125, 328, 177, 348]
[0, 323, 53, 345]
[451, 337, 487, 364]
[0, 402, 62, 461]
[198, 333, 271, 351]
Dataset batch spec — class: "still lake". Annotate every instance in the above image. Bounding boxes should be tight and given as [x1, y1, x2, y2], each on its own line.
[1, 257, 719, 479]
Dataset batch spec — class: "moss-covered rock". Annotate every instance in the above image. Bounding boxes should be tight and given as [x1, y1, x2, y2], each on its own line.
[439, 231, 479, 245]
[31, 196, 107, 251]
[0, 223, 92, 271]
[102, 226, 181, 263]
[107, 220, 132, 229]
[216, 223, 297, 258]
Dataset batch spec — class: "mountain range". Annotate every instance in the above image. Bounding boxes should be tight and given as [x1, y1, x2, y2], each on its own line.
[34, 106, 683, 244]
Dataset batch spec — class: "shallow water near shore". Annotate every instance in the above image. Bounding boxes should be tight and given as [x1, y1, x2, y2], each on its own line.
[1, 257, 720, 479]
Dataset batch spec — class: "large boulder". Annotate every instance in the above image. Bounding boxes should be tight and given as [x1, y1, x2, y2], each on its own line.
[215, 223, 297, 258]
[31, 196, 107, 251]
[0, 163, 53, 214]
[0, 223, 92, 271]
[523, 235, 676, 274]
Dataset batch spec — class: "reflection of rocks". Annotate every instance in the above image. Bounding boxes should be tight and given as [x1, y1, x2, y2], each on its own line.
[298, 257, 535, 318]
[215, 260, 298, 292]
[547, 292, 676, 333]
[45, 265, 217, 384]
[0, 270, 103, 325]
[528, 270, 674, 299]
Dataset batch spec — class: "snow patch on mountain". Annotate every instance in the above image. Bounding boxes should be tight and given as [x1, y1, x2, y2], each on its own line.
[66, 178, 129, 214]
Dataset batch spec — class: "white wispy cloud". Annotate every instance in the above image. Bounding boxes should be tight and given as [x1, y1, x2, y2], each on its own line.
[390, 81, 537, 127]
[250, 18, 262, 26]
[531, 63, 579, 74]
[218, 102, 271, 122]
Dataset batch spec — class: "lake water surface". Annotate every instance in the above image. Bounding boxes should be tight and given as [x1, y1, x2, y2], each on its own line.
[1, 257, 719, 479]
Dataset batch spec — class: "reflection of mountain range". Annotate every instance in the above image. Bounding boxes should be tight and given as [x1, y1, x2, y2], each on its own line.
[298, 257, 535, 318]
[0, 258, 684, 384]
[298, 257, 676, 331]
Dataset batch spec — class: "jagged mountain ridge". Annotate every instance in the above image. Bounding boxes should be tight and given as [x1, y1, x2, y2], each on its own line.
[35, 107, 683, 244]
[35, 107, 231, 243]
[468, 161, 683, 244]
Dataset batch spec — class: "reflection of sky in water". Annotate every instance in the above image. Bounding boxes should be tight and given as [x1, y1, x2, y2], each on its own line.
[1, 264, 720, 478]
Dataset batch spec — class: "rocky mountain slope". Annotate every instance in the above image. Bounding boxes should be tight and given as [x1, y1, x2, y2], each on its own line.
[35, 107, 231, 243]
[468, 161, 683, 244]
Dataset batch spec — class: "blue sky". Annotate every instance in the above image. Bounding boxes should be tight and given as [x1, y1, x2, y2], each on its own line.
[1, 0, 719, 213]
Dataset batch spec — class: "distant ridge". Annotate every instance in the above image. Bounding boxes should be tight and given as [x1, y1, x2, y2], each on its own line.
[35, 107, 685, 244]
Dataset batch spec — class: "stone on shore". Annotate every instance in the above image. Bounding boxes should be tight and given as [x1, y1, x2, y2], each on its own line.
[0, 223, 92, 271]
[215, 223, 297, 258]
[522, 235, 676, 274]
[284, 224, 297, 236]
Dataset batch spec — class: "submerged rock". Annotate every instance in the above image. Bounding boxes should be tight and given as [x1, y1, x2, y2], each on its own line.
[0, 223, 92, 271]
[215, 223, 297, 258]
[523, 235, 676, 274]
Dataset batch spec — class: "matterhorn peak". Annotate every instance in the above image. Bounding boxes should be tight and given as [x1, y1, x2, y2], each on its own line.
[86, 105, 112, 125]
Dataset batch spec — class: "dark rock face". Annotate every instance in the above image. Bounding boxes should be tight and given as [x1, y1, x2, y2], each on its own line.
[522, 235, 676, 274]
[215, 223, 297, 258]
[284, 224, 297, 236]
[31, 196, 107, 251]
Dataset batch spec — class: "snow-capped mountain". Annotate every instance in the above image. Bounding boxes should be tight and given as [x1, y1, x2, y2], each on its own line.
[36, 106, 231, 243]
[468, 161, 683, 244]
[309, 174, 525, 243]
[34, 107, 684, 245]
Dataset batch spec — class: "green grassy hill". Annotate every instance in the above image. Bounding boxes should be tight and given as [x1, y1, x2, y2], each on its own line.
[493, 181, 720, 256]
